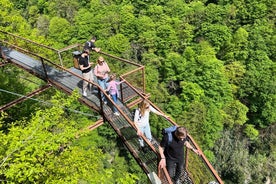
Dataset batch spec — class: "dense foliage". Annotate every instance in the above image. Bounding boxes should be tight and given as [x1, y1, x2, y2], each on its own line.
[0, 0, 275, 183]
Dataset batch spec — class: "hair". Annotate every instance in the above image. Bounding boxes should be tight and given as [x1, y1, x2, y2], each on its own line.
[82, 49, 90, 54]
[107, 73, 116, 82]
[139, 100, 150, 116]
[91, 36, 96, 41]
[175, 127, 187, 138]
[98, 56, 104, 62]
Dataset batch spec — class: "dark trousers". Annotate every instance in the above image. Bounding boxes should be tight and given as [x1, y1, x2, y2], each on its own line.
[166, 158, 184, 182]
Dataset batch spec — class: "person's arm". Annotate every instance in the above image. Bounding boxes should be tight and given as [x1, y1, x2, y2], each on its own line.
[90, 42, 100, 52]
[158, 146, 166, 169]
[184, 141, 201, 155]
[149, 106, 169, 119]
[116, 80, 125, 85]
[105, 62, 110, 73]
[79, 63, 91, 71]
[79, 57, 91, 71]
[92, 47, 101, 52]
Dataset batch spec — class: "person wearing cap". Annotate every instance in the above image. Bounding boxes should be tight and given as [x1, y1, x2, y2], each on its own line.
[79, 49, 94, 97]
[94, 56, 110, 104]
[83, 36, 100, 52]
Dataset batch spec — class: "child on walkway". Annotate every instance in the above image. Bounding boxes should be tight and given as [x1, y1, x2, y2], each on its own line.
[106, 74, 125, 116]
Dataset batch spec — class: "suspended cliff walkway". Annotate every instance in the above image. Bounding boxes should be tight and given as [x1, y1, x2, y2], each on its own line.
[0, 30, 223, 184]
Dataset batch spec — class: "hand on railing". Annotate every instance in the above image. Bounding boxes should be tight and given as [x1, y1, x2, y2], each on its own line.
[158, 158, 166, 169]
[192, 147, 202, 156]
[137, 129, 143, 137]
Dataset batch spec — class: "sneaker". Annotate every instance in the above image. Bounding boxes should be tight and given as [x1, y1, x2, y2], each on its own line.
[114, 112, 120, 116]
[83, 91, 87, 97]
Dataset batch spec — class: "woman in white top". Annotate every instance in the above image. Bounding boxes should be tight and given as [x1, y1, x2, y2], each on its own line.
[134, 100, 168, 151]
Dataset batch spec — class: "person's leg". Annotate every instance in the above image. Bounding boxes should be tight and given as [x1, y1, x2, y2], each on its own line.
[166, 159, 177, 181]
[97, 78, 107, 102]
[111, 94, 118, 113]
[174, 160, 184, 183]
[137, 125, 145, 147]
[82, 72, 89, 96]
[143, 122, 152, 141]
[103, 77, 109, 89]
[88, 70, 94, 90]
[97, 78, 105, 90]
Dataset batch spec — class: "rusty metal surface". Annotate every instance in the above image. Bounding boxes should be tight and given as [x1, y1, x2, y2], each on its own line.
[0, 84, 52, 111]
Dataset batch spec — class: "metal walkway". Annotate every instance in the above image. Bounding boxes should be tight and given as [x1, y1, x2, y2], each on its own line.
[0, 31, 223, 184]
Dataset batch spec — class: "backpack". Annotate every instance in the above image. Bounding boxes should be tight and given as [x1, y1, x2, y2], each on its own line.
[162, 125, 178, 145]
[83, 41, 91, 50]
[132, 108, 142, 121]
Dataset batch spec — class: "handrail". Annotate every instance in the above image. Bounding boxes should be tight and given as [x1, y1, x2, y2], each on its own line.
[98, 51, 143, 67]
[151, 103, 223, 183]
[1, 34, 160, 163]
[120, 76, 224, 183]
[0, 30, 59, 52]
[0, 31, 223, 184]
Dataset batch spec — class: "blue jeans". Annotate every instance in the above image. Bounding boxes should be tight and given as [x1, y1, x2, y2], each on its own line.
[97, 77, 109, 102]
[137, 123, 152, 147]
[110, 93, 118, 113]
[166, 158, 184, 182]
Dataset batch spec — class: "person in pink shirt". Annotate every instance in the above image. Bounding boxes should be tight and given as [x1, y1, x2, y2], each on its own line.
[94, 56, 110, 104]
[106, 74, 125, 116]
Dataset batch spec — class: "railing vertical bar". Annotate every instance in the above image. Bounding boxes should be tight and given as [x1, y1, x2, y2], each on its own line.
[40, 57, 48, 80]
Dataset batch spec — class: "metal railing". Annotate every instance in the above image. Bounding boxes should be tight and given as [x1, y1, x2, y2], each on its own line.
[0, 30, 223, 184]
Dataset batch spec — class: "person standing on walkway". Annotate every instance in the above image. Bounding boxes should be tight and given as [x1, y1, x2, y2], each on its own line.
[106, 74, 125, 116]
[79, 49, 94, 97]
[158, 126, 201, 184]
[134, 100, 168, 152]
[84, 36, 100, 52]
[94, 56, 110, 104]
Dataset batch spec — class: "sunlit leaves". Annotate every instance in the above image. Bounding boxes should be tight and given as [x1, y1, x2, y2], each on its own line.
[222, 100, 248, 128]
[108, 34, 130, 54]
[199, 23, 232, 51]
[244, 124, 259, 140]
[48, 17, 72, 46]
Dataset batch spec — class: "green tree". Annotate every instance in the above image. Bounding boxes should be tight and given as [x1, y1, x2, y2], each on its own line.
[224, 61, 246, 94]
[47, 0, 79, 23]
[198, 23, 232, 51]
[238, 54, 276, 128]
[108, 33, 131, 55]
[0, 92, 139, 183]
[48, 16, 72, 46]
[221, 27, 249, 63]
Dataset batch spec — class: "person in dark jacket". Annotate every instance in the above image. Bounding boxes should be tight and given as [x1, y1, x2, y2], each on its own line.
[83, 36, 100, 52]
[79, 49, 94, 97]
[158, 126, 201, 184]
